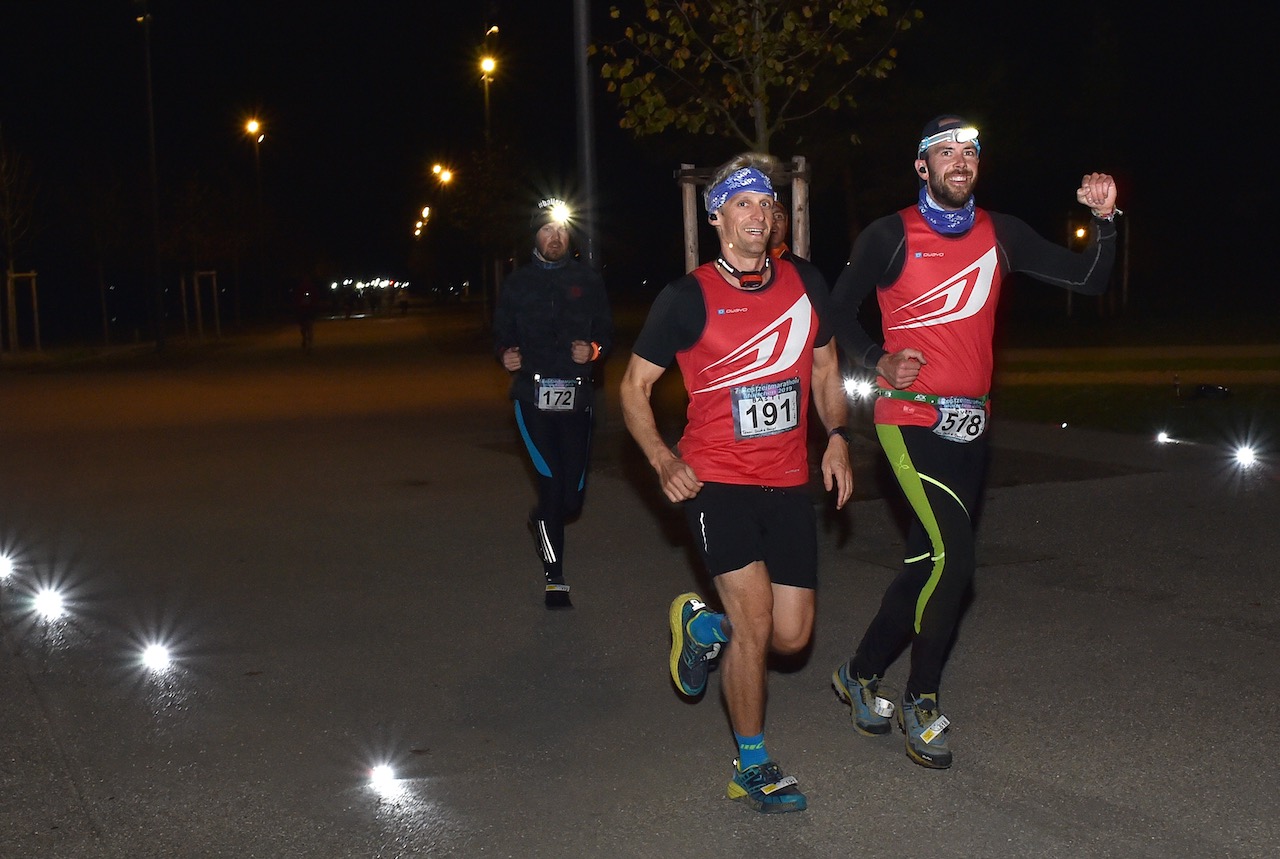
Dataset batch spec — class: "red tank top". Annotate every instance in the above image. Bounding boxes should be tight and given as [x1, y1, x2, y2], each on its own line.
[676, 260, 818, 487]
[874, 207, 1002, 427]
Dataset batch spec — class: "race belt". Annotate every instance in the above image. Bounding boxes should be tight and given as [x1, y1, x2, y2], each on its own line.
[876, 389, 989, 406]
[877, 388, 989, 444]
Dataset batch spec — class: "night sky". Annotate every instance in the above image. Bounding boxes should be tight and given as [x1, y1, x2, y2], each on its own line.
[0, 2, 1267, 342]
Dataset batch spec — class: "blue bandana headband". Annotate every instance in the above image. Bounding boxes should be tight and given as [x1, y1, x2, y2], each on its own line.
[917, 186, 976, 235]
[707, 167, 775, 215]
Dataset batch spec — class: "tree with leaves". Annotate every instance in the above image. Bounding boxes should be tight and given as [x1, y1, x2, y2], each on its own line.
[595, 0, 921, 154]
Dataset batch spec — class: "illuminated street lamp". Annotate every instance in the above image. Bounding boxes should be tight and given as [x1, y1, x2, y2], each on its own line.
[480, 55, 497, 144]
[245, 117, 267, 318]
[245, 119, 265, 198]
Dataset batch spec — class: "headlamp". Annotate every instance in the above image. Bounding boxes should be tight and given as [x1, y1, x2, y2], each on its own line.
[918, 127, 980, 155]
[533, 197, 572, 228]
[549, 202, 571, 225]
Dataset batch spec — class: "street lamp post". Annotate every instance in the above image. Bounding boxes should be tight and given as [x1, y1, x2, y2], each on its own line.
[245, 119, 265, 319]
[245, 119, 264, 202]
[480, 56, 496, 146]
[135, 1, 165, 349]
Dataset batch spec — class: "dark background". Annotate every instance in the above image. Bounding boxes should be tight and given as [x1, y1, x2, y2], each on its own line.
[0, 2, 1268, 345]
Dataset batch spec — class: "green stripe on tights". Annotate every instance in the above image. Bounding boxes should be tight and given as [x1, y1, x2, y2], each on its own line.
[876, 424, 968, 634]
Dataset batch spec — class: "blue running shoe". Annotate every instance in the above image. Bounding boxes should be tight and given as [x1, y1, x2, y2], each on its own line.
[831, 661, 892, 736]
[668, 592, 720, 697]
[898, 692, 952, 769]
[727, 759, 807, 813]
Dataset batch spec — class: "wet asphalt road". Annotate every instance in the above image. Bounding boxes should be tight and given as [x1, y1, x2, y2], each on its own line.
[1, 312, 1277, 858]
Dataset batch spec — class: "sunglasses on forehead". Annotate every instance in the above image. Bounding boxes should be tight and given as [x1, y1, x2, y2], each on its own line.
[918, 127, 980, 154]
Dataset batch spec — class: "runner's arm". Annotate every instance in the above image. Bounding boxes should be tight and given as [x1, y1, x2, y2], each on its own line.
[830, 216, 907, 370]
[992, 208, 1118, 296]
[810, 339, 854, 509]
[620, 354, 703, 502]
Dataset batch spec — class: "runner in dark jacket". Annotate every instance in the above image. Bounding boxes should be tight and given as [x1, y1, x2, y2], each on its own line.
[493, 198, 613, 609]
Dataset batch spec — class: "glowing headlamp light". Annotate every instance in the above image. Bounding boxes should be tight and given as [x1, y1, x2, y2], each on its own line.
[918, 127, 980, 155]
[536, 197, 572, 227]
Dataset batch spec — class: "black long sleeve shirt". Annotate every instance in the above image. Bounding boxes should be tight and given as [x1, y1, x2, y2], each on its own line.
[831, 210, 1117, 370]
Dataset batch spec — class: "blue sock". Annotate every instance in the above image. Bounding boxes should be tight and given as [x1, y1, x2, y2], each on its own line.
[688, 611, 729, 645]
[735, 732, 768, 769]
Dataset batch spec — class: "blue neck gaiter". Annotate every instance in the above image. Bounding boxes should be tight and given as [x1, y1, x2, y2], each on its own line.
[917, 186, 975, 235]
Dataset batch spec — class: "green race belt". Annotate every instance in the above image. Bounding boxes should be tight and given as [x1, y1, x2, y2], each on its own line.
[876, 389, 990, 406]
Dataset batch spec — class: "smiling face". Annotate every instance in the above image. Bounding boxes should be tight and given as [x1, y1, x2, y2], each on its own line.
[917, 137, 980, 209]
[713, 191, 775, 260]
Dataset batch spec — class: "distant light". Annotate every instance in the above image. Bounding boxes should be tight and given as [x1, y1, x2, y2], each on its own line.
[0, 554, 13, 581]
[1235, 446, 1258, 468]
[421, 206, 430, 218]
[439, 170, 453, 184]
[1156, 431, 1173, 444]
[34, 588, 65, 620]
[142, 643, 172, 671]
[1075, 227, 1086, 239]
[480, 56, 497, 75]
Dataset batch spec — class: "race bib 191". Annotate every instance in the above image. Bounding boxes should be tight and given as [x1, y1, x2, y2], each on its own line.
[731, 377, 800, 440]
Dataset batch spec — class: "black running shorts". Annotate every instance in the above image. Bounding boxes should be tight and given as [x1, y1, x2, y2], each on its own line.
[682, 482, 818, 589]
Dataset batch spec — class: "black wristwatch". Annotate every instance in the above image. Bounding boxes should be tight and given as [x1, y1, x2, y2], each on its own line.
[828, 426, 850, 444]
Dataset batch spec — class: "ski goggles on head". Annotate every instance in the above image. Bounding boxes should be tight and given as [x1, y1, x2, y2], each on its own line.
[918, 126, 980, 155]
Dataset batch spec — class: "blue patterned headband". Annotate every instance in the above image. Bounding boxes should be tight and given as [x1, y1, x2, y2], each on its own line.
[706, 167, 775, 214]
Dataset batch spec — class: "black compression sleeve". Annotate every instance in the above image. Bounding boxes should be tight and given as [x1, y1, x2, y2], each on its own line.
[991, 212, 1117, 296]
[830, 215, 906, 370]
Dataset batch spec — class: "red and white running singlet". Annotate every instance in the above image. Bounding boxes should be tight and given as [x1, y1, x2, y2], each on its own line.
[676, 260, 819, 487]
[875, 207, 1002, 428]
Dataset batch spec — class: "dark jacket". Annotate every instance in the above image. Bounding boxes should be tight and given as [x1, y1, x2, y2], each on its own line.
[492, 257, 613, 407]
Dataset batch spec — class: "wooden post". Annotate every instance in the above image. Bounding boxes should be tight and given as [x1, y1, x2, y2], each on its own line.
[28, 274, 39, 352]
[192, 271, 205, 340]
[790, 156, 810, 260]
[680, 163, 699, 274]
